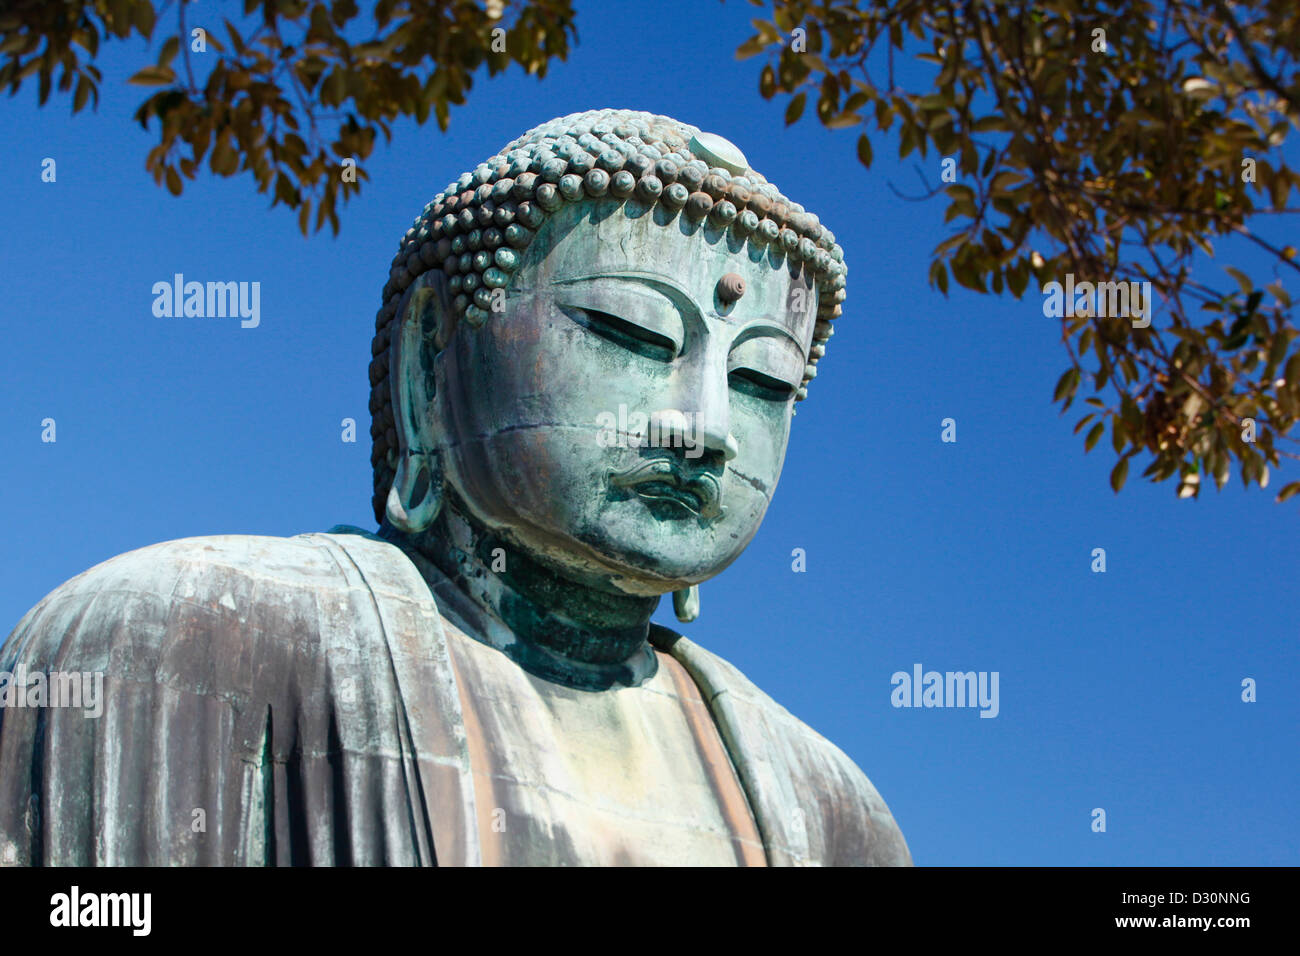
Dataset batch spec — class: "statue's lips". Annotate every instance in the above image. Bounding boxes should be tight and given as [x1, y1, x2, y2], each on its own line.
[607, 458, 723, 520]
[630, 480, 705, 515]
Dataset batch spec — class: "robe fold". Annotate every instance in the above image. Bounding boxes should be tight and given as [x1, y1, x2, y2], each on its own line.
[0, 530, 911, 866]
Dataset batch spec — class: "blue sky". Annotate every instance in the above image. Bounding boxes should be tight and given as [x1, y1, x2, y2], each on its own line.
[1, 1, 1296, 866]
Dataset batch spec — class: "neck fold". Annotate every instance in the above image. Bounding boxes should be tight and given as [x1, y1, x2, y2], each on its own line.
[379, 501, 660, 690]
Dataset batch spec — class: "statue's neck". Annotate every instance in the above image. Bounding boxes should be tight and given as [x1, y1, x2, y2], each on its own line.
[379, 501, 659, 690]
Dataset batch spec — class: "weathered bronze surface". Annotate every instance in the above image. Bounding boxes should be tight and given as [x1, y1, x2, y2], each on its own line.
[0, 109, 910, 866]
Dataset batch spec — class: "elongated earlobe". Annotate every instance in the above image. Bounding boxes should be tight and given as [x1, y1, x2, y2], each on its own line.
[385, 449, 443, 533]
[673, 585, 699, 623]
[385, 270, 450, 534]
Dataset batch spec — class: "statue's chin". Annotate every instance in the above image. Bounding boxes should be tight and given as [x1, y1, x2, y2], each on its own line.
[442, 467, 766, 596]
[494, 517, 752, 598]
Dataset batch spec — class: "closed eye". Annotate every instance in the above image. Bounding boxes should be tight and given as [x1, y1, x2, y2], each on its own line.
[562, 306, 677, 362]
[729, 367, 797, 402]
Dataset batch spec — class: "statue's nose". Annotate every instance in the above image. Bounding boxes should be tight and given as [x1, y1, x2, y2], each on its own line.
[645, 406, 737, 462]
[698, 421, 739, 461]
[691, 358, 738, 462]
[652, 326, 739, 463]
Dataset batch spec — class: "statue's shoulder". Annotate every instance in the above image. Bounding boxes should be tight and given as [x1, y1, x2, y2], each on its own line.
[653, 627, 912, 866]
[0, 529, 471, 865]
[4, 528, 429, 673]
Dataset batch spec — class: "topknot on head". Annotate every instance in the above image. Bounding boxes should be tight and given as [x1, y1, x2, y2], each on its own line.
[380, 109, 843, 345]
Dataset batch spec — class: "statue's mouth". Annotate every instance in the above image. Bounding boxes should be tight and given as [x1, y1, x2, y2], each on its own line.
[630, 480, 705, 515]
[608, 458, 723, 520]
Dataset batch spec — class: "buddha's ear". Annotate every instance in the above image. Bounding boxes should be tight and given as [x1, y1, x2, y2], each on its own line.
[385, 270, 453, 533]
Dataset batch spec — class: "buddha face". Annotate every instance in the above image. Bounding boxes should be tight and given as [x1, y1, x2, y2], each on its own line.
[429, 200, 818, 596]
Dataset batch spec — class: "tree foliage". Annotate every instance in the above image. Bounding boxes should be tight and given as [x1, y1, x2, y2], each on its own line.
[0, 0, 575, 233]
[740, 0, 1300, 503]
[5, 0, 1299, 503]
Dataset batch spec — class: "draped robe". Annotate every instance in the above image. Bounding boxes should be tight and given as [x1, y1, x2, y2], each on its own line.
[0, 530, 911, 866]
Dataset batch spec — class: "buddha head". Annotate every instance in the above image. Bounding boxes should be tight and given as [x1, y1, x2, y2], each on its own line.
[368, 109, 846, 613]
